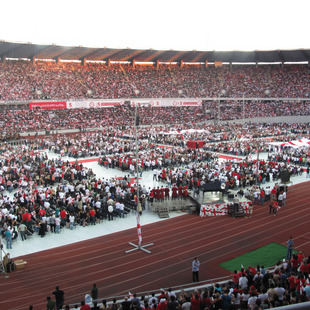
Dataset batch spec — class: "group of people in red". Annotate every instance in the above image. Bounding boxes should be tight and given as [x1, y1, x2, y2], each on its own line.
[149, 185, 189, 203]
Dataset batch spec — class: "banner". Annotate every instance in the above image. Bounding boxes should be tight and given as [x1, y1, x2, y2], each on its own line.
[131, 99, 202, 107]
[240, 201, 252, 214]
[67, 100, 124, 109]
[29, 101, 66, 110]
[200, 203, 228, 216]
[200, 201, 252, 216]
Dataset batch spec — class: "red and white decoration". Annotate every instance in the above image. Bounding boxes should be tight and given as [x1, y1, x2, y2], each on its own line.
[136, 213, 142, 245]
[200, 201, 252, 217]
[269, 139, 310, 148]
[67, 100, 124, 109]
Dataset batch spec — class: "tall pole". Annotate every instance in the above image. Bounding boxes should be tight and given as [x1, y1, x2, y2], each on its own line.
[134, 104, 140, 245]
[125, 100, 153, 254]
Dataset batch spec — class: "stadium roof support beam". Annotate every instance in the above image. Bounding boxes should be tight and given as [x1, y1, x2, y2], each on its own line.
[277, 50, 285, 63]
[81, 57, 87, 66]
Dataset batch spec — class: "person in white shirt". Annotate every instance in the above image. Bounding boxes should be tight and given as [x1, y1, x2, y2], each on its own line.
[239, 274, 248, 290]
[282, 191, 286, 206]
[69, 214, 75, 230]
[55, 217, 61, 234]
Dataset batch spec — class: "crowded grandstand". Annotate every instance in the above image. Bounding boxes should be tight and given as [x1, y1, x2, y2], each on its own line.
[0, 39, 309, 310]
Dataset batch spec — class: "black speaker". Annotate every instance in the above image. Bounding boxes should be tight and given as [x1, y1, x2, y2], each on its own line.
[228, 193, 234, 199]
[280, 169, 290, 183]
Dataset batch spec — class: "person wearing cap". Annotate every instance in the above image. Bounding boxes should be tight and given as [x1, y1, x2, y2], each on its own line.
[192, 257, 200, 282]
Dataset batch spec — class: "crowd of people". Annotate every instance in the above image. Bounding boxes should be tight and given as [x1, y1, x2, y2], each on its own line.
[1, 59, 310, 309]
[43, 253, 310, 309]
[1, 125, 309, 250]
[0, 101, 309, 142]
[0, 61, 309, 101]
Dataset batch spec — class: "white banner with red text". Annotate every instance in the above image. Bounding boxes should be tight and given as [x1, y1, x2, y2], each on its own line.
[131, 99, 202, 107]
[66, 100, 124, 109]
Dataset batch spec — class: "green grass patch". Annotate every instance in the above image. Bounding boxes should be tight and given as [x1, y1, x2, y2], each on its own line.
[220, 243, 297, 272]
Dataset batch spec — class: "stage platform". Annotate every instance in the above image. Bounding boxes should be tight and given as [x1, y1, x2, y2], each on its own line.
[150, 196, 199, 217]
[193, 190, 250, 205]
[149, 190, 252, 218]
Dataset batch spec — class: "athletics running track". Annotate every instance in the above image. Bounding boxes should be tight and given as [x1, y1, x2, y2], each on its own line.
[1, 181, 310, 310]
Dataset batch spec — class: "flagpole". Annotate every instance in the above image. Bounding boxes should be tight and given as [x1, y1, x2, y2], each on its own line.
[125, 94, 153, 254]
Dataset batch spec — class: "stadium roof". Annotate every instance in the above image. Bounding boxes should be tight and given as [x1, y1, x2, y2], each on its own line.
[1, 40, 310, 64]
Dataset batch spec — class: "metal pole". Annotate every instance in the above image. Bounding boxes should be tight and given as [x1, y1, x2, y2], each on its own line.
[134, 105, 140, 245]
[125, 102, 154, 254]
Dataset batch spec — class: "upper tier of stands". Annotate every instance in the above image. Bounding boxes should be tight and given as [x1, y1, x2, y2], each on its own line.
[0, 61, 309, 101]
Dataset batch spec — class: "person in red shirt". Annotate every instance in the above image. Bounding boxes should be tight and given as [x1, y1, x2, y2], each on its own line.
[172, 185, 178, 199]
[164, 186, 170, 200]
[89, 209, 96, 225]
[232, 270, 240, 288]
[157, 298, 167, 310]
[178, 185, 183, 199]
[80, 300, 91, 310]
[271, 187, 277, 202]
[248, 265, 257, 276]
[60, 209, 67, 227]
[295, 275, 306, 294]
[38, 208, 46, 218]
[190, 293, 202, 310]
[260, 189, 265, 205]
[183, 188, 189, 199]
[272, 201, 279, 216]
[160, 186, 165, 201]
[149, 189, 154, 205]
[154, 187, 160, 201]
[288, 274, 296, 292]
[297, 251, 305, 264]
[299, 261, 308, 275]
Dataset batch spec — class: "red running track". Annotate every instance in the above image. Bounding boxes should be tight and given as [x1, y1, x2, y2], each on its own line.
[1, 181, 310, 310]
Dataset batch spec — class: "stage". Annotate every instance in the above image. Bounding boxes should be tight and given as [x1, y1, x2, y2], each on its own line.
[149, 189, 252, 218]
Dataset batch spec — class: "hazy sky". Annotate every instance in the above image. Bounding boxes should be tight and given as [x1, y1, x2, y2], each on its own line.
[1, 0, 309, 51]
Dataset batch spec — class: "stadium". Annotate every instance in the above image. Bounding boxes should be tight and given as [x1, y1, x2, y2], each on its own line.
[0, 3, 310, 309]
